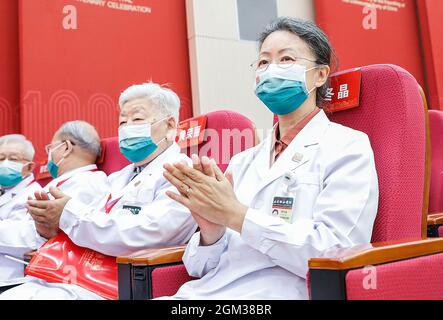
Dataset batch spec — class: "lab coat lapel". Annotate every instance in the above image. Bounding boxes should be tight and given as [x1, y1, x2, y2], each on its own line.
[0, 175, 33, 207]
[109, 164, 136, 200]
[0, 192, 12, 207]
[252, 133, 273, 181]
[254, 110, 330, 193]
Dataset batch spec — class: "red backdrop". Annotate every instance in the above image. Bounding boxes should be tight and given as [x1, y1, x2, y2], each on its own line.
[0, 0, 20, 134]
[314, 0, 426, 90]
[417, 0, 443, 110]
[18, 0, 192, 162]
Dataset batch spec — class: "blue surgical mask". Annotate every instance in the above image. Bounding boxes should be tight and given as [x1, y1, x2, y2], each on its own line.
[0, 160, 25, 187]
[118, 118, 167, 163]
[47, 142, 66, 178]
[255, 63, 317, 115]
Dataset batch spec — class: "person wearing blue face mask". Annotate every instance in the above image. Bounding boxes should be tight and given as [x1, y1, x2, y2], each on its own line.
[1, 82, 197, 300]
[0, 135, 42, 290]
[162, 17, 379, 300]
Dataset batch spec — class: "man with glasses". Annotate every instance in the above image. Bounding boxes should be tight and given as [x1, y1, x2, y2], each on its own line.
[33, 120, 110, 240]
[0, 135, 42, 290]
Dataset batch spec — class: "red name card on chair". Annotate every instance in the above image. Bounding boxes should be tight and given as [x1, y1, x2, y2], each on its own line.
[25, 232, 118, 300]
[176, 115, 207, 148]
[324, 68, 362, 113]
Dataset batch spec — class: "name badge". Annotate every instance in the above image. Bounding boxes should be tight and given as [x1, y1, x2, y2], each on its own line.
[272, 197, 294, 223]
[122, 205, 142, 215]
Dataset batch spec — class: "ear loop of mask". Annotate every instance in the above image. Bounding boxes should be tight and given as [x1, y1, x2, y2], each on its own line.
[150, 116, 173, 145]
[50, 141, 68, 167]
[305, 65, 323, 97]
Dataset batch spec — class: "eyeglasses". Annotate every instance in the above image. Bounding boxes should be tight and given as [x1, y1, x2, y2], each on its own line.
[250, 57, 318, 72]
[44, 140, 76, 155]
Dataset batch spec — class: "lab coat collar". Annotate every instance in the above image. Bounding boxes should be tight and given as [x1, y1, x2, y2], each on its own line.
[0, 174, 35, 207]
[110, 143, 181, 199]
[50, 164, 98, 187]
[254, 109, 330, 192]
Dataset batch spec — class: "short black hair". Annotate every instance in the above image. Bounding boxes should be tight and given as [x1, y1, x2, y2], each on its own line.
[258, 17, 338, 105]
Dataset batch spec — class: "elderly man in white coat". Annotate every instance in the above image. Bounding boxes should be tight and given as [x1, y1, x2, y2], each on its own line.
[0, 135, 42, 290]
[0, 121, 109, 298]
[0, 82, 197, 300]
[162, 18, 379, 300]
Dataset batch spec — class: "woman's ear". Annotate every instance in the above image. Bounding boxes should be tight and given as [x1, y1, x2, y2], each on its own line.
[314, 65, 331, 89]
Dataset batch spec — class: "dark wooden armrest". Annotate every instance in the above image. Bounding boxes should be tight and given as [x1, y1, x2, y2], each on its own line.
[428, 213, 443, 225]
[24, 250, 37, 263]
[309, 238, 443, 270]
[116, 245, 187, 267]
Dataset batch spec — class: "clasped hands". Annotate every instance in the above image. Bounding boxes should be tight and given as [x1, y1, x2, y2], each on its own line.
[163, 155, 248, 246]
[26, 188, 71, 239]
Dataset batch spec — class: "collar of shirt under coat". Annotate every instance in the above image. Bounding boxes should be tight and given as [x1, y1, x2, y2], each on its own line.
[251, 109, 331, 192]
[271, 107, 321, 166]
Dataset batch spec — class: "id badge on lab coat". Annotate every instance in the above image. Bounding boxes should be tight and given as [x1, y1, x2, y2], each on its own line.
[272, 196, 294, 223]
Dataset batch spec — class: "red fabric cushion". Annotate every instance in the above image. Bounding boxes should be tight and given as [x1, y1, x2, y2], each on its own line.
[346, 253, 443, 300]
[182, 110, 256, 172]
[328, 65, 426, 242]
[97, 137, 130, 176]
[429, 110, 443, 214]
[151, 264, 195, 299]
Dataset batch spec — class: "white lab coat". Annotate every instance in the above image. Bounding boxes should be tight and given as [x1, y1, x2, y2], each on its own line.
[0, 164, 109, 297]
[0, 175, 42, 286]
[43, 164, 110, 206]
[171, 110, 379, 300]
[1, 144, 197, 300]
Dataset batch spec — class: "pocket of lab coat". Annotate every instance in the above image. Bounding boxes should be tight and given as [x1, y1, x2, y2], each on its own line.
[287, 172, 322, 221]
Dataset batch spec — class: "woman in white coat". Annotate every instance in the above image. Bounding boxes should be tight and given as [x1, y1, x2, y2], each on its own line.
[163, 17, 379, 299]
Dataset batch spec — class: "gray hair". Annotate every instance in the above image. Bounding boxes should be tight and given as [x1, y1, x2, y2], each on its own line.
[118, 82, 181, 121]
[258, 17, 338, 105]
[0, 134, 35, 160]
[56, 121, 101, 158]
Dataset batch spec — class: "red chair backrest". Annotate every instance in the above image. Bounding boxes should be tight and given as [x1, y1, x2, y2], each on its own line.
[96, 137, 130, 175]
[180, 110, 257, 172]
[327, 64, 428, 242]
[273, 64, 429, 242]
[429, 110, 443, 214]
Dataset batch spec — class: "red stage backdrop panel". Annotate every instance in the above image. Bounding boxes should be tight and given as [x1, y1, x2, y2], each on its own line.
[0, 0, 20, 135]
[314, 0, 425, 88]
[417, 0, 443, 110]
[19, 0, 193, 162]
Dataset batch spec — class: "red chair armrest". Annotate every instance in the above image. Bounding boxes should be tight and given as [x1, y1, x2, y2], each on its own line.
[428, 213, 443, 226]
[309, 238, 443, 270]
[117, 245, 187, 267]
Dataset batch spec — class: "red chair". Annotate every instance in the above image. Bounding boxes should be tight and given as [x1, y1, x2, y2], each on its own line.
[96, 137, 130, 175]
[427, 110, 443, 237]
[117, 65, 443, 300]
[179, 110, 258, 172]
[117, 110, 257, 300]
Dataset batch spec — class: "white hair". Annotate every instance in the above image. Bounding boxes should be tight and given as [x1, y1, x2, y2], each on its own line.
[0, 134, 35, 160]
[56, 121, 101, 159]
[118, 82, 181, 121]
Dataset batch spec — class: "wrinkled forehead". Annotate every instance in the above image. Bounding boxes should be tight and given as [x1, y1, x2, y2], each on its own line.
[0, 141, 27, 158]
[120, 98, 158, 118]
